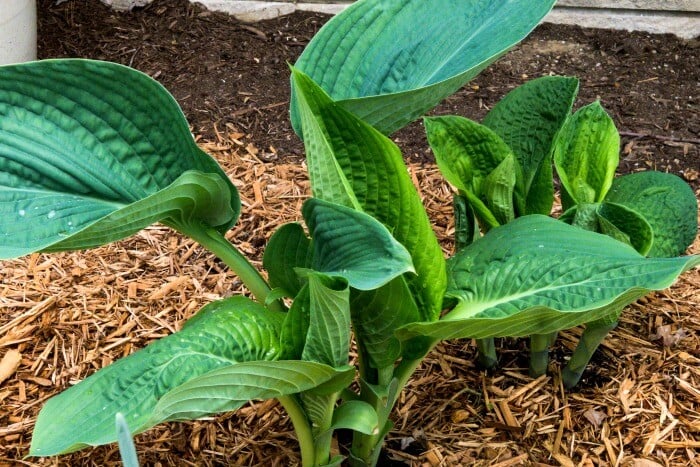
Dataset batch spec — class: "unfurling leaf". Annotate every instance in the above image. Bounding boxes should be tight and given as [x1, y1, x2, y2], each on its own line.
[604, 171, 698, 257]
[302, 198, 414, 291]
[264, 222, 313, 297]
[554, 101, 619, 210]
[425, 115, 522, 228]
[483, 76, 579, 215]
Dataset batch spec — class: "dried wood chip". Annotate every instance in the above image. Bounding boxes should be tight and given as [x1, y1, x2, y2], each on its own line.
[0, 349, 21, 385]
[583, 408, 607, 429]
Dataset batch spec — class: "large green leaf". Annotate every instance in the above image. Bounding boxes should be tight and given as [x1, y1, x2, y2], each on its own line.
[302, 198, 415, 291]
[30, 296, 285, 456]
[263, 222, 313, 297]
[553, 101, 619, 210]
[0, 59, 238, 258]
[150, 362, 355, 426]
[604, 171, 698, 257]
[483, 76, 579, 215]
[349, 276, 421, 369]
[291, 0, 557, 135]
[396, 215, 699, 342]
[292, 68, 445, 321]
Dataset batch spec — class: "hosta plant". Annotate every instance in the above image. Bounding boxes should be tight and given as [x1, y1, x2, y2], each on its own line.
[424, 76, 698, 386]
[0, 1, 698, 466]
[553, 101, 697, 385]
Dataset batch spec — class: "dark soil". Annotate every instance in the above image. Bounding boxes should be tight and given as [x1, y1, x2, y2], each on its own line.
[38, 0, 699, 190]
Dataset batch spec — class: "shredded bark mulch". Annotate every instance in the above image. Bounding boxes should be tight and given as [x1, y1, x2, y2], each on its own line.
[1, 0, 699, 465]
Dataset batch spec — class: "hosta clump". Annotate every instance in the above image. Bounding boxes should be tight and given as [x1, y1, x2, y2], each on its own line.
[554, 100, 697, 385]
[425, 75, 698, 386]
[555, 104, 697, 257]
[0, 0, 697, 465]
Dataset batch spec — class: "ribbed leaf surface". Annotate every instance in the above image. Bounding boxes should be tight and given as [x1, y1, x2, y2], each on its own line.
[30, 297, 284, 456]
[397, 216, 699, 341]
[604, 171, 698, 257]
[0, 59, 237, 258]
[483, 76, 579, 214]
[151, 362, 355, 424]
[554, 101, 619, 209]
[291, 0, 557, 134]
[293, 69, 445, 320]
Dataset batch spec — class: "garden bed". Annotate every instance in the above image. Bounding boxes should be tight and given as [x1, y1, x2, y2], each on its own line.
[1, 0, 698, 465]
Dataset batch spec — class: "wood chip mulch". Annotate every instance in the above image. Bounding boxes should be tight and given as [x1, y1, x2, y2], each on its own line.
[1, 127, 699, 466]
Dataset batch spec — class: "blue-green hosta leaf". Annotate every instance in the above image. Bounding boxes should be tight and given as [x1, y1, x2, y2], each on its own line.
[483, 76, 579, 215]
[480, 154, 518, 225]
[150, 362, 355, 425]
[425, 115, 523, 228]
[30, 296, 285, 456]
[604, 171, 698, 257]
[554, 101, 619, 210]
[302, 198, 414, 291]
[325, 400, 379, 436]
[279, 284, 311, 360]
[396, 215, 699, 342]
[561, 202, 654, 255]
[349, 276, 421, 368]
[596, 202, 654, 255]
[292, 68, 445, 321]
[291, 0, 557, 135]
[303, 274, 351, 368]
[263, 222, 313, 297]
[3, 170, 234, 257]
[0, 59, 238, 258]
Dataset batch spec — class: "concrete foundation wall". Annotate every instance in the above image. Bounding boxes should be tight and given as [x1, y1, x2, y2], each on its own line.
[556, 0, 699, 12]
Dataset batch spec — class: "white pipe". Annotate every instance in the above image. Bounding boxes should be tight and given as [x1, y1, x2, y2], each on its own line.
[0, 0, 37, 65]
